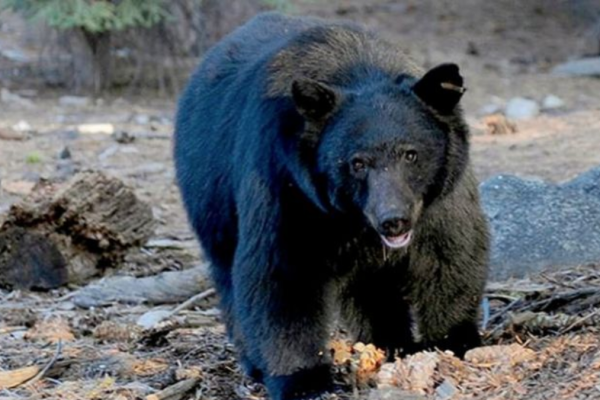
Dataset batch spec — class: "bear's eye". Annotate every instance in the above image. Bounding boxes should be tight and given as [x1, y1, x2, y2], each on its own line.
[404, 150, 418, 163]
[351, 157, 367, 174]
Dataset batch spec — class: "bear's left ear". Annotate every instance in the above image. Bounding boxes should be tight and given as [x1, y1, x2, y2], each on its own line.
[291, 78, 339, 121]
[412, 63, 466, 114]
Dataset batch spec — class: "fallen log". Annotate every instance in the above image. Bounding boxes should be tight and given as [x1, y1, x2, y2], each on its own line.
[71, 264, 212, 308]
[0, 171, 155, 290]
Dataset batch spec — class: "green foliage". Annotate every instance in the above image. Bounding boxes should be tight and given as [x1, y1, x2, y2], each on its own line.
[0, 0, 172, 33]
[25, 151, 42, 164]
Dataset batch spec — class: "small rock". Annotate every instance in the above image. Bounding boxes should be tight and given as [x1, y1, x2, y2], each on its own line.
[12, 120, 35, 135]
[59, 96, 91, 108]
[552, 57, 600, 77]
[136, 309, 172, 329]
[78, 123, 115, 135]
[541, 95, 565, 111]
[133, 114, 151, 125]
[505, 97, 540, 120]
[59, 147, 72, 160]
[113, 130, 135, 144]
[1, 88, 35, 108]
[435, 379, 459, 400]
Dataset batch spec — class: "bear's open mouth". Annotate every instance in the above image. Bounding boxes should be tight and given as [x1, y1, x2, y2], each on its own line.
[381, 230, 413, 249]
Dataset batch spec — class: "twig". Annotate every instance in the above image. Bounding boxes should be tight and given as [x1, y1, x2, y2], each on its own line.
[523, 288, 600, 313]
[146, 377, 201, 400]
[486, 298, 523, 326]
[0, 326, 27, 335]
[558, 309, 600, 335]
[486, 294, 520, 303]
[170, 288, 216, 316]
[25, 340, 63, 386]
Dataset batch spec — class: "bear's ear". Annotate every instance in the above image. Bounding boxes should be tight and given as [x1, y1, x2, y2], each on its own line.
[412, 63, 466, 114]
[291, 78, 339, 121]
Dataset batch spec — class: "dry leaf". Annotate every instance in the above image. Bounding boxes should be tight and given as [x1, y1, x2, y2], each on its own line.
[329, 339, 353, 365]
[354, 343, 386, 386]
[132, 359, 170, 377]
[483, 114, 517, 135]
[377, 363, 397, 387]
[464, 343, 535, 367]
[393, 351, 440, 394]
[0, 366, 39, 389]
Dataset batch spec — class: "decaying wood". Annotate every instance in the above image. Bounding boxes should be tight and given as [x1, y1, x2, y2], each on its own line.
[146, 377, 201, 400]
[72, 264, 211, 308]
[0, 171, 155, 289]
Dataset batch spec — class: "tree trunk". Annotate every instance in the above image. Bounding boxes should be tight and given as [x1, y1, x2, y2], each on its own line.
[74, 29, 112, 93]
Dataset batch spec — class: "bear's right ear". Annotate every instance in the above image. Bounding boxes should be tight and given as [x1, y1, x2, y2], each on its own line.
[291, 78, 339, 121]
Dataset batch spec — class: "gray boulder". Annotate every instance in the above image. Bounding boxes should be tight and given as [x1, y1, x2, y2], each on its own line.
[552, 57, 600, 77]
[480, 167, 600, 281]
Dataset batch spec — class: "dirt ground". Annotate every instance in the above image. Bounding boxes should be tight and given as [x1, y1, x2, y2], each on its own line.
[1, 0, 600, 399]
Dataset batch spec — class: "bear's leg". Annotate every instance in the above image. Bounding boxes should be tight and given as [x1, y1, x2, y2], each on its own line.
[211, 265, 263, 382]
[341, 268, 416, 360]
[231, 247, 335, 400]
[408, 263, 484, 359]
[430, 319, 481, 358]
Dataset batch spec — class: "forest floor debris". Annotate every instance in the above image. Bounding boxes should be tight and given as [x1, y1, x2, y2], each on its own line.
[2, 265, 600, 399]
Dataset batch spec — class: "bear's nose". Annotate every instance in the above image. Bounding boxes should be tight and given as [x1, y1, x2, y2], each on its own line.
[379, 217, 410, 237]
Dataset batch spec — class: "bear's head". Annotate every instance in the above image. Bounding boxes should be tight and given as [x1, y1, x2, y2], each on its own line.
[291, 63, 469, 249]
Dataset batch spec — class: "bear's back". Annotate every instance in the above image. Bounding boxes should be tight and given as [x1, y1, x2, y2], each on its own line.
[197, 12, 421, 96]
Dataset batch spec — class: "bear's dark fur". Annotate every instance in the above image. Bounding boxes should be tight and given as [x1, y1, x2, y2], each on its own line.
[175, 12, 489, 400]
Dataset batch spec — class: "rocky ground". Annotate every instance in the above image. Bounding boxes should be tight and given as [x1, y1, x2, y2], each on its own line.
[1, 0, 600, 399]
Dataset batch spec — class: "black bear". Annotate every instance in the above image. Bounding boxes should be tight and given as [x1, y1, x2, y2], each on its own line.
[175, 12, 489, 400]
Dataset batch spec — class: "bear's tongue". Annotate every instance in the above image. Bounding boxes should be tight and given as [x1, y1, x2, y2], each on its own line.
[381, 230, 413, 249]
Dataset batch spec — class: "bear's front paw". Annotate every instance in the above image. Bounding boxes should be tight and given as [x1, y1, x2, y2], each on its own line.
[265, 364, 335, 400]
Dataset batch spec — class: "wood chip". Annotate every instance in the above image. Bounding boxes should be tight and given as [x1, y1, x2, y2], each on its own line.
[0, 366, 40, 389]
[483, 114, 517, 135]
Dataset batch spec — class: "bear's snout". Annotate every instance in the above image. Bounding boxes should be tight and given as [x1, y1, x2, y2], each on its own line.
[379, 215, 411, 237]
[377, 214, 413, 249]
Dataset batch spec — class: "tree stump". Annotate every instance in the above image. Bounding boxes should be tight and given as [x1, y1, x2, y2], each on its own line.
[0, 171, 155, 290]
